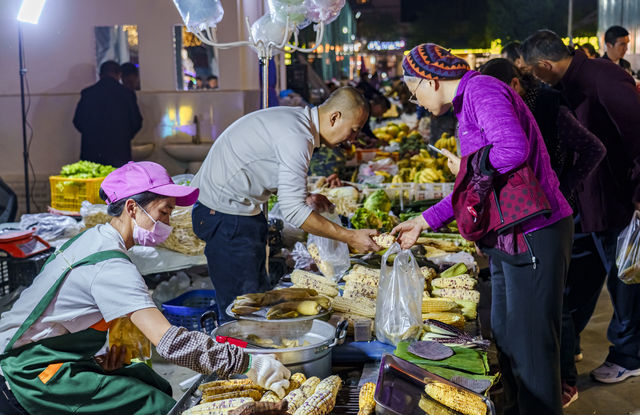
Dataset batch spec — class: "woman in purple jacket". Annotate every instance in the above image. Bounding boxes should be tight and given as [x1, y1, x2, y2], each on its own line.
[392, 44, 574, 415]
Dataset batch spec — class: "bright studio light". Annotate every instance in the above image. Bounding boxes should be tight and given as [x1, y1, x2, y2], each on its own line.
[17, 0, 46, 24]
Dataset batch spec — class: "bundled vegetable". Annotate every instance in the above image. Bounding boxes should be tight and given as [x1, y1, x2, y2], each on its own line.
[363, 189, 392, 214]
[59, 160, 115, 178]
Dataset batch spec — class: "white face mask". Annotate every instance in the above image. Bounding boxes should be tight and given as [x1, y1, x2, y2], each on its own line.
[132, 204, 172, 246]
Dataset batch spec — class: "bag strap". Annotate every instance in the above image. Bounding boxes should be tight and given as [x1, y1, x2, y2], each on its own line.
[4, 250, 131, 352]
[41, 230, 88, 268]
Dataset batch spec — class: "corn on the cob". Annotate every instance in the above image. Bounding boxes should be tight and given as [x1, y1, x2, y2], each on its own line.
[418, 394, 458, 415]
[373, 233, 396, 249]
[350, 264, 381, 279]
[284, 389, 308, 414]
[440, 263, 468, 278]
[422, 297, 460, 313]
[198, 379, 255, 392]
[432, 288, 480, 304]
[421, 312, 466, 329]
[331, 296, 376, 318]
[314, 375, 342, 399]
[201, 389, 263, 403]
[259, 373, 305, 404]
[201, 385, 265, 397]
[357, 382, 376, 415]
[291, 270, 339, 297]
[421, 266, 437, 280]
[455, 299, 478, 320]
[424, 382, 487, 415]
[432, 275, 477, 290]
[343, 282, 377, 300]
[182, 398, 253, 415]
[342, 272, 379, 287]
[300, 376, 321, 397]
[307, 243, 335, 279]
[292, 390, 335, 415]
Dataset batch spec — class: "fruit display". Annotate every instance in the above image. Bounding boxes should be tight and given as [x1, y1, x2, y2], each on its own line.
[392, 148, 453, 184]
[372, 122, 410, 145]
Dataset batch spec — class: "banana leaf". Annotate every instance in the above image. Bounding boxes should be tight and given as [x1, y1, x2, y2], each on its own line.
[394, 341, 489, 375]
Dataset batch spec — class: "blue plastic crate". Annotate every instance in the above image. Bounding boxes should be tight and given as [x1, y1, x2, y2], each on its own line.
[162, 290, 218, 333]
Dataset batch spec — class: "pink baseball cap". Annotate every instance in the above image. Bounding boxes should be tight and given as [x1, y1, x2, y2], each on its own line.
[101, 161, 199, 206]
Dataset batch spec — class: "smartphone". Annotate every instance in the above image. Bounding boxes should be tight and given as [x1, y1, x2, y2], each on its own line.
[428, 144, 445, 156]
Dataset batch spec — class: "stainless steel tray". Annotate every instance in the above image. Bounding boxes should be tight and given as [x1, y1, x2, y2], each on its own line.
[374, 354, 496, 415]
[225, 302, 331, 322]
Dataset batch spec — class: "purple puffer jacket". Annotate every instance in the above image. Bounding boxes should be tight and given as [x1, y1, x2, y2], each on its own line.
[423, 71, 572, 233]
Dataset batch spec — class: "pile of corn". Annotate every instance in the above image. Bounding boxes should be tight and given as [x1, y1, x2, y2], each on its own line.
[422, 263, 480, 327]
[281, 375, 342, 415]
[423, 381, 487, 415]
[330, 265, 379, 332]
[291, 270, 339, 297]
[183, 379, 265, 414]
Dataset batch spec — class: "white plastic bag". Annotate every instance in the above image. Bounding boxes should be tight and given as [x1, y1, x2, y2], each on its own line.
[307, 212, 350, 282]
[292, 242, 315, 270]
[375, 243, 424, 346]
[616, 211, 640, 284]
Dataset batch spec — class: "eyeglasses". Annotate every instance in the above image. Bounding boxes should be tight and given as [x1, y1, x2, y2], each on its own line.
[408, 78, 423, 105]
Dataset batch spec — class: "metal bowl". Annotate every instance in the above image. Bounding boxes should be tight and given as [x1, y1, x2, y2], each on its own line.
[212, 319, 348, 378]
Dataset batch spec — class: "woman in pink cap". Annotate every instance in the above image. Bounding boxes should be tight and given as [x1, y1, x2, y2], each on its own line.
[0, 162, 290, 415]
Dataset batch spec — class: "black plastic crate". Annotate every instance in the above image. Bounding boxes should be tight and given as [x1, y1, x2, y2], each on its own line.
[0, 248, 54, 296]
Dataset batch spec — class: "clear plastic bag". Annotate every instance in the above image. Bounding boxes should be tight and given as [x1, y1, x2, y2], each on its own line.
[19, 213, 83, 241]
[616, 211, 640, 284]
[80, 201, 110, 229]
[307, 212, 350, 282]
[292, 242, 315, 270]
[159, 206, 205, 256]
[375, 243, 424, 346]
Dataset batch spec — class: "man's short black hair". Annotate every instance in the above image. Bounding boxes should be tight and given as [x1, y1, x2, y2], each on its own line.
[501, 41, 522, 63]
[479, 58, 535, 92]
[521, 29, 571, 64]
[121, 62, 138, 77]
[207, 75, 218, 81]
[99, 60, 121, 78]
[604, 25, 629, 46]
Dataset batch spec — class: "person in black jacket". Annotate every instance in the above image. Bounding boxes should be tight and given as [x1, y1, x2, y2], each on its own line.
[73, 61, 143, 167]
[602, 26, 634, 76]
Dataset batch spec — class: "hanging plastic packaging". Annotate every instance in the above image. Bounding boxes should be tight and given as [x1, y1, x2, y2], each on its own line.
[173, 0, 224, 33]
[616, 211, 640, 284]
[108, 316, 151, 364]
[375, 243, 424, 346]
[307, 212, 350, 281]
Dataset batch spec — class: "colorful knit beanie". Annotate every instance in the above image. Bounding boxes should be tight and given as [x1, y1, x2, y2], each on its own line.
[402, 43, 470, 80]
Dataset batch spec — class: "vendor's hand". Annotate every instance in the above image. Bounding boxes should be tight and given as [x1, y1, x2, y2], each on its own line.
[95, 345, 127, 372]
[305, 194, 335, 214]
[441, 148, 461, 177]
[246, 354, 291, 398]
[391, 215, 430, 249]
[326, 174, 343, 188]
[347, 229, 381, 253]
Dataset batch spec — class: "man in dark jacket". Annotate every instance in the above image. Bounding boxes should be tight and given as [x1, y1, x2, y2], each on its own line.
[522, 29, 640, 385]
[73, 61, 142, 167]
[602, 25, 634, 76]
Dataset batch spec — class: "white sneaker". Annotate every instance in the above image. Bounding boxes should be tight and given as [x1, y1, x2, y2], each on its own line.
[591, 361, 640, 384]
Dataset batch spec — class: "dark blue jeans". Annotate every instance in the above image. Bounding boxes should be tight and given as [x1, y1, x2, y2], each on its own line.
[192, 202, 270, 323]
[591, 228, 640, 370]
[490, 216, 573, 415]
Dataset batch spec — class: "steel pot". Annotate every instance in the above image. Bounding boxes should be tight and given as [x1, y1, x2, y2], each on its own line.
[205, 313, 348, 378]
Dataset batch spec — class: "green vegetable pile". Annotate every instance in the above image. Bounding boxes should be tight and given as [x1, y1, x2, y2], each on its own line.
[59, 161, 116, 178]
[351, 190, 395, 232]
[268, 194, 278, 212]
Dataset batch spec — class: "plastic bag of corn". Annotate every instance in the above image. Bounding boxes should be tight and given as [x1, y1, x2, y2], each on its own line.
[159, 206, 205, 256]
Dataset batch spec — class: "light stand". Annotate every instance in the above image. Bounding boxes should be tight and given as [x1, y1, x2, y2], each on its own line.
[18, 23, 30, 213]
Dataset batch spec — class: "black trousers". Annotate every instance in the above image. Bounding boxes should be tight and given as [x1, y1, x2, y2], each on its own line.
[490, 216, 573, 415]
[0, 376, 27, 415]
[192, 202, 271, 323]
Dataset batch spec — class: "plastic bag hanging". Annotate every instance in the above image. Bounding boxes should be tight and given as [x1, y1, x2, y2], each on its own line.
[616, 211, 640, 284]
[375, 243, 424, 346]
[307, 212, 350, 282]
[173, 0, 224, 33]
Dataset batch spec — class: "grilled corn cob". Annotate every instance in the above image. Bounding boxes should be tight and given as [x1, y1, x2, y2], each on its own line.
[432, 288, 480, 304]
[182, 398, 254, 415]
[342, 272, 379, 287]
[357, 382, 376, 415]
[422, 297, 460, 313]
[418, 394, 458, 415]
[421, 312, 466, 329]
[307, 243, 335, 279]
[284, 389, 307, 414]
[292, 390, 335, 415]
[260, 372, 306, 402]
[314, 375, 342, 399]
[350, 264, 381, 279]
[198, 379, 255, 392]
[343, 282, 377, 300]
[331, 296, 376, 318]
[373, 233, 396, 249]
[431, 275, 477, 290]
[424, 382, 487, 415]
[201, 389, 263, 403]
[300, 376, 321, 397]
[201, 385, 264, 397]
[291, 270, 339, 297]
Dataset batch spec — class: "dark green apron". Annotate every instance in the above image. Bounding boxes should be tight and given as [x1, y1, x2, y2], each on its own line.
[0, 233, 176, 414]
